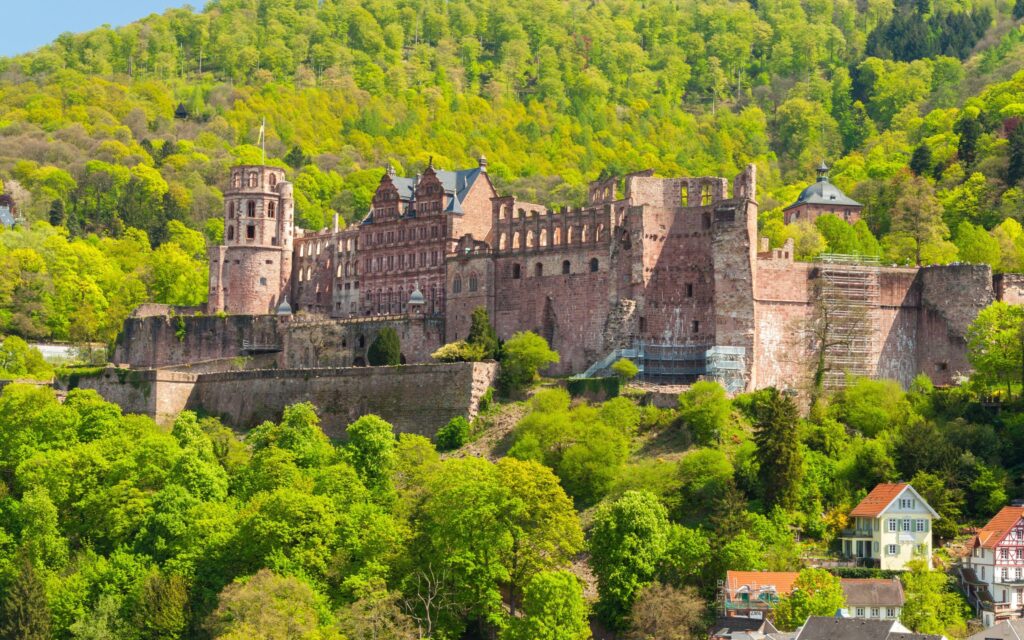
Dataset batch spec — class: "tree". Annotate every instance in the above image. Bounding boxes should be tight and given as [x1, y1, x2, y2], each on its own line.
[0, 336, 52, 379]
[955, 113, 982, 167]
[954, 222, 1000, 266]
[967, 301, 1024, 397]
[752, 388, 803, 510]
[499, 331, 559, 394]
[504, 571, 590, 640]
[47, 200, 65, 227]
[431, 340, 486, 363]
[627, 583, 704, 640]
[887, 172, 953, 266]
[435, 416, 470, 451]
[677, 381, 731, 445]
[900, 560, 969, 637]
[611, 357, 639, 382]
[368, 327, 401, 366]
[772, 569, 846, 631]
[467, 306, 499, 359]
[132, 571, 188, 640]
[590, 491, 670, 630]
[909, 144, 932, 177]
[1009, 121, 1024, 186]
[0, 551, 51, 640]
[337, 588, 418, 640]
[345, 414, 398, 494]
[204, 570, 330, 640]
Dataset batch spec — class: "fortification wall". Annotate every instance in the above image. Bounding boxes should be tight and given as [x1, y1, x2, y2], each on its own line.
[279, 316, 444, 368]
[874, 269, 921, 386]
[114, 314, 281, 369]
[917, 265, 994, 384]
[73, 368, 199, 425]
[995, 273, 1024, 304]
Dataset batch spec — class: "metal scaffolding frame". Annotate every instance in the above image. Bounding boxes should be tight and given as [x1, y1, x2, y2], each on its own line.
[816, 254, 880, 390]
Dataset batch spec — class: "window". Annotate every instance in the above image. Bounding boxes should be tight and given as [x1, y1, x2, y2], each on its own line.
[1002, 548, 1009, 560]
[899, 498, 916, 509]
[227, 226, 234, 241]
[590, 258, 599, 272]
[1004, 568, 1011, 582]
[902, 519, 911, 532]
[259, 277, 267, 286]
[469, 275, 477, 292]
[916, 520, 926, 532]
[686, 283, 693, 297]
[871, 608, 880, 618]
[535, 263, 543, 277]
[246, 225, 255, 239]
[855, 608, 865, 617]
[888, 519, 898, 532]
[1016, 568, 1021, 581]
[886, 608, 896, 618]
[692, 320, 699, 333]
[512, 264, 521, 279]
[452, 276, 462, 294]
[562, 260, 571, 275]
[269, 173, 277, 187]
[247, 201, 256, 217]
[887, 544, 898, 555]
[431, 251, 438, 266]
[228, 202, 235, 219]
[268, 202, 276, 218]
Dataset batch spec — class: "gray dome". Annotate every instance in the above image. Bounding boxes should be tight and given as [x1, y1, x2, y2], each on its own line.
[408, 287, 425, 306]
[276, 297, 293, 315]
[785, 164, 862, 210]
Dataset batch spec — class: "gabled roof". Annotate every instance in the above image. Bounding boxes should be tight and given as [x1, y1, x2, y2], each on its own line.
[965, 619, 1024, 640]
[975, 506, 1024, 549]
[726, 571, 800, 598]
[796, 617, 900, 640]
[711, 616, 779, 638]
[849, 484, 939, 519]
[365, 166, 485, 224]
[841, 578, 905, 607]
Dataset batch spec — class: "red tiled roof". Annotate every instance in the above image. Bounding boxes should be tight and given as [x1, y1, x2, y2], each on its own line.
[850, 483, 908, 518]
[725, 571, 800, 598]
[975, 506, 1024, 549]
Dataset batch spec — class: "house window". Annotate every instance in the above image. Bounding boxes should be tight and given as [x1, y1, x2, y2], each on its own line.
[856, 608, 865, 617]
[888, 519, 898, 532]
[899, 498, 915, 509]
[902, 519, 911, 532]
[887, 544, 898, 556]
[886, 608, 896, 618]
[871, 608, 880, 618]
[1002, 549, 1009, 560]
[916, 520, 926, 532]
[1016, 568, 1021, 581]
[1004, 568, 1011, 582]
[562, 260, 571, 274]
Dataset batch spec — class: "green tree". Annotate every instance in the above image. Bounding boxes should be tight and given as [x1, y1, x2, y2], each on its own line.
[504, 571, 590, 640]
[887, 172, 954, 266]
[368, 327, 401, 366]
[954, 222, 1001, 266]
[0, 551, 51, 640]
[627, 583, 705, 640]
[590, 490, 670, 630]
[0, 336, 52, 380]
[499, 331, 559, 394]
[345, 414, 398, 494]
[967, 301, 1024, 397]
[132, 571, 188, 640]
[909, 144, 933, 177]
[467, 306, 499, 359]
[204, 570, 331, 639]
[773, 569, 846, 631]
[611, 358, 639, 382]
[677, 381, 731, 446]
[900, 560, 969, 636]
[435, 415, 470, 451]
[1008, 122, 1024, 186]
[752, 388, 804, 510]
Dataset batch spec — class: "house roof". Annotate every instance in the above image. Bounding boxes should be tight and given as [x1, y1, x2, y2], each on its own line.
[849, 483, 939, 519]
[726, 571, 800, 598]
[796, 617, 900, 640]
[710, 617, 779, 639]
[965, 619, 1024, 640]
[841, 578, 905, 607]
[975, 506, 1024, 549]
[366, 166, 484, 223]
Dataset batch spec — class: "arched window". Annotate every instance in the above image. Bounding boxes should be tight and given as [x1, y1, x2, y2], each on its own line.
[499, 233, 507, 251]
[232, 173, 241, 188]
[562, 260, 570, 274]
[535, 262, 543, 277]
[228, 202, 235, 219]
[581, 225, 589, 243]
[453, 276, 462, 294]
[590, 258, 599, 272]
[248, 173, 258, 187]
[246, 225, 255, 239]
[553, 227, 562, 245]
[513, 232, 521, 249]
[540, 228, 548, 247]
[568, 226, 576, 244]
[469, 275, 478, 292]
[596, 224, 604, 241]
[526, 230, 534, 248]
[268, 202, 276, 218]
[227, 226, 235, 241]
[512, 264, 521, 279]
[269, 173, 277, 187]
[247, 201, 256, 217]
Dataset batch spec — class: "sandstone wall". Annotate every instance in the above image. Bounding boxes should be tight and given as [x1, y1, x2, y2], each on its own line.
[113, 314, 282, 369]
[280, 316, 444, 367]
[995, 273, 1024, 304]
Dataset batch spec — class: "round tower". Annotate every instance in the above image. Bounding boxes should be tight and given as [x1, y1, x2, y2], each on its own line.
[212, 165, 294, 315]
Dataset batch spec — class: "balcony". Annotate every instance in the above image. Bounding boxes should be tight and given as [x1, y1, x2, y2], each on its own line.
[840, 528, 874, 539]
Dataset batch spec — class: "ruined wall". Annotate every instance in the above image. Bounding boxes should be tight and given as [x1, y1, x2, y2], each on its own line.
[293, 230, 338, 315]
[995, 273, 1024, 304]
[189, 362, 497, 438]
[113, 314, 282, 369]
[917, 265, 995, 384]
[445, 239, 494, 343]
[280, 316, 444, 367]
[73, 368, 199, 425]
[874, 269, 921, 386]
[753, 259, 814, 390]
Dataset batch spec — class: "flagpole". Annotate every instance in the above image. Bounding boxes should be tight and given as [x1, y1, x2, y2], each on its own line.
[260, 117, 266, 165]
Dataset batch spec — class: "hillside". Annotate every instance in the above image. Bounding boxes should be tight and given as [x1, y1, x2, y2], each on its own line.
[5, 0, 1024, 343]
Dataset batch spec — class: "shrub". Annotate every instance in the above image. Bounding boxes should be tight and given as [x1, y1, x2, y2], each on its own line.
[435, 416, 470, 451]
[677, 381, 731, 445]
[431, 340, 485, 363]
[498, 331, 559, 394]
[466, 306, 499, 359]
[367, 327, 401, 366]
[610, 357, 639, 382]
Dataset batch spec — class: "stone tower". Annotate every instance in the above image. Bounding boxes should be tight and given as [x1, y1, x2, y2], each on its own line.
[207, 165, 294, 315]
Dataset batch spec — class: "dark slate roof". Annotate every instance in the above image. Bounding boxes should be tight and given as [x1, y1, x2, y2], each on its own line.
[784, 168, 862, 211]
[966, 619, 1024, 640]
[796, 617, 898, 640]
[841, 579, 905, 607]
[711, 617, 778, 638]
[888, 634, 943, 640]
[364, 166, 482, 224]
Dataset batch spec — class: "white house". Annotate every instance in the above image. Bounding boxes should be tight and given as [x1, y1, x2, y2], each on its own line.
[839, 578, 905, 621]
[961, 506, 1024, 627]
[839, 483, 938, 571]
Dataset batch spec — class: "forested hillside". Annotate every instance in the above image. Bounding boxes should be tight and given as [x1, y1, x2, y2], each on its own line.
[5, 0, 1024, 341]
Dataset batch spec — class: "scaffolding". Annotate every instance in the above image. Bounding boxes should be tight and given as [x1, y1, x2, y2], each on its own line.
[639, 343, 709, 384]
[706, 346, 747, 393]
[815, 254, 880, 391]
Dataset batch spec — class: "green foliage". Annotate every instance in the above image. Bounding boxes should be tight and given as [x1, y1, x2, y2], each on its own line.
[677, 381, 731, 446]
[204, 569, 333, 639]
[967, 301, 1024, 397]
[0, 336, 52, 380]
[467, 307, 500, 360]
[900, 560, 970, 637]
[0, 551, 51, 640]
[499, 332, 559, 394]
[831, 377, 914, 437]
[590, 490, 670, 630]
[435, 415, 470, 451]
[503, 571, 590, 640]
[367, 327, 401, 366]
[345, 414, 398, 494]
[431, 340, 486, 363]
[610, 358, 639, 382]
[564, 376, 620, 400]
[773, 569, 846, 631]
[753, 388, 804, 510]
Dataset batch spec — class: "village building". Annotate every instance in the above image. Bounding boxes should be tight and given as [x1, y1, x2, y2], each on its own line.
[783, 162, 863, 225]
[960, 506, 1024, 627]
[791, 617, 943, 640]
[722, 571, 905, 622]
[838, 483, 938, 571]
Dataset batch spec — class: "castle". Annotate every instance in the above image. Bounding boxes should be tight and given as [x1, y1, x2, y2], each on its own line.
[113, 159, 1024, 401]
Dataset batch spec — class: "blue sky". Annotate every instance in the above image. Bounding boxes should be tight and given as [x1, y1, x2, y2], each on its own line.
[0, 1, 201, 58]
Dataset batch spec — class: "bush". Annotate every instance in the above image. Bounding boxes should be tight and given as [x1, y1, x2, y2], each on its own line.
[610, 358, 639, 382]
[677, 381, 731, 446]
[431, 340, 485, 363]
[367, 327, 401, 366]
[466, 306, 499, 359]
[435, 416, 470, 451]
[498, 331, 559, 394]
[478, 387, 494, 412]
[0, 336, 53, 380]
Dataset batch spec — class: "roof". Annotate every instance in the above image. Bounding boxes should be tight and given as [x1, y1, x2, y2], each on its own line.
[975, 506, 1024, 549]
[841, 578, 905, 607]
[966, 619, 1024, 640]
[849, 483, 938, 518]
[726, 571, 800, 598]
[888, 634, 943, 640]
[784, 167, 862, 211]
[711, 617, 778, 638]
[796, 618, 900, 640]
[389, 167, 483, 206]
